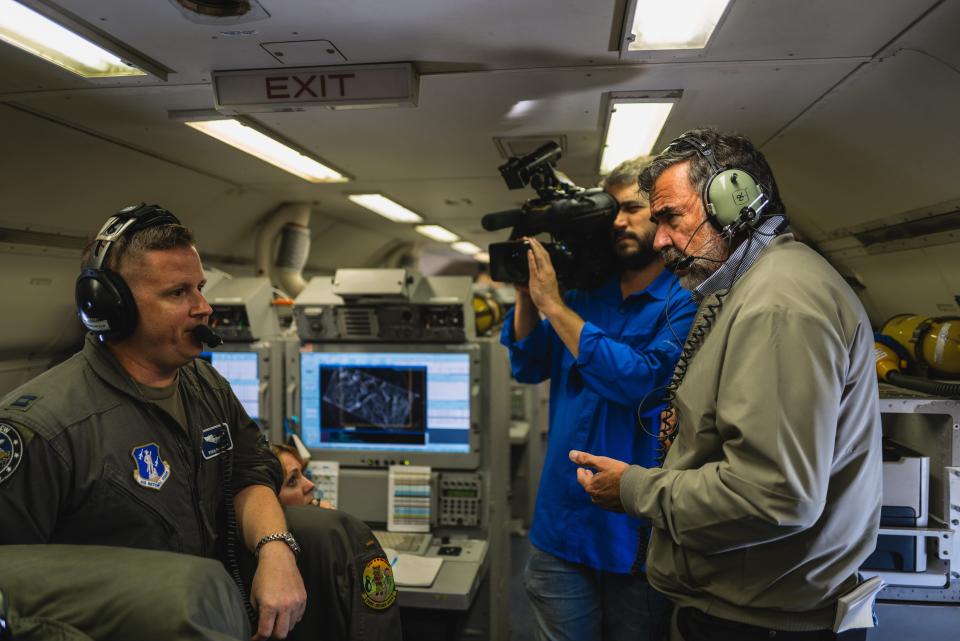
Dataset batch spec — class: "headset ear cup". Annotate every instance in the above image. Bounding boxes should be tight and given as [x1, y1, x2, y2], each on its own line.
[75, 269, 139, 339]
[704, 169, 763, 229]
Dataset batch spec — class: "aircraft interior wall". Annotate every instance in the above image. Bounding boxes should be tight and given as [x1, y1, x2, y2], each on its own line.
[2, 2, 960, 640]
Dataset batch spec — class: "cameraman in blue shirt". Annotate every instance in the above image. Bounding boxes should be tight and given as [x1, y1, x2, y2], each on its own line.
[501, 158, 697, 641]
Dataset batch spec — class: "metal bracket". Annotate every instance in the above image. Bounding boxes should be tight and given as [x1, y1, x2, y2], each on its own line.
[949, 466, 960, 578]
[878, 525, 954, 561]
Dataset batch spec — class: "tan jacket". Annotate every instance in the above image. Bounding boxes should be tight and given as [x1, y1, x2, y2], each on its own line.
[620, 234, 882, 631]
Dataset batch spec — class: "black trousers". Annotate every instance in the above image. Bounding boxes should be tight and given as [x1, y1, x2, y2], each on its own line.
[239, 506, 403, 641]
[677, 607, 867, 641]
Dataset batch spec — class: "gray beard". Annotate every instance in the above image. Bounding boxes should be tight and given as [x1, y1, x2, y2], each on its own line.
[660, 247, 722, 290]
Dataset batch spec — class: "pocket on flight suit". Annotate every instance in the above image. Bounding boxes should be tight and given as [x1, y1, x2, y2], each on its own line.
[86, 467, 182, 552]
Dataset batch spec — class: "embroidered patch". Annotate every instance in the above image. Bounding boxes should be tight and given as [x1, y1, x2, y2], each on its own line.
[0, 423, 24, 485]
[131, 443, 170, 490]
[7, 394, 40, 411]
[201, 422, 234, 460]
[361, 557, 397, 610]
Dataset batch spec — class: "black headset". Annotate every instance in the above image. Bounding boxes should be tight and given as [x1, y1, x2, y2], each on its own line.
[664, 132, 771, 234]
[75, 204, 181, 340]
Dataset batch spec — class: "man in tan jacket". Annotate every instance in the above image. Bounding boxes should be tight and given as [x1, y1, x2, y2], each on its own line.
[570, 129, 882, 641]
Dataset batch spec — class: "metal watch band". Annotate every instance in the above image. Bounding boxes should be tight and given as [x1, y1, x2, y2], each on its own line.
[255, 531, 301, 557]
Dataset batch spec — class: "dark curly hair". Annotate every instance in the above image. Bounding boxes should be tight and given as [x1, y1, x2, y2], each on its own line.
[638, 128, 785, 218]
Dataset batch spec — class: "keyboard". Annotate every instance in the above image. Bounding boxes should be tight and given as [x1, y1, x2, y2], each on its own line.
[372, 530, 432, 555]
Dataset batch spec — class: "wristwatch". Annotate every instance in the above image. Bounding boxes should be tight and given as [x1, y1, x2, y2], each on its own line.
[255, 531, 301, 558]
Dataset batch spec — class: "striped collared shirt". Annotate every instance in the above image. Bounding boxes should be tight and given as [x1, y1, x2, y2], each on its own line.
[693, 215, 788, 302]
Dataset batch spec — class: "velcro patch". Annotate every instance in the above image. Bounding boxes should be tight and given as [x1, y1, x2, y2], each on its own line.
[131, 443, 170, 490]
[361, 557, 397, 610]
[7, 394, 40, 411]
[201, 422, 234, 460]
[0, 423, 25, 485]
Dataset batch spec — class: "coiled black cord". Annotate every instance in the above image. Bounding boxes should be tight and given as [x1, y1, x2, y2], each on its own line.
[654, 289, 729, 465]
[649, 229, 757, 465]
[192, 358, 259, 626]
[222, 452, 258, 625]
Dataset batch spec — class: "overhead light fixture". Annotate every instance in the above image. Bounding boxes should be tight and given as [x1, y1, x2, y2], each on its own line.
[599, 91, 679, 174]
[451, 241, 482, 255]
[0, 0, 152, 78]
[474, 251, 490, 263]
[182, 117, 348, 183]
[347, 194, 423, 223]
[624, 0, 731, 51]
[415, 225, 459, 243]
[505, 100, 538, 120]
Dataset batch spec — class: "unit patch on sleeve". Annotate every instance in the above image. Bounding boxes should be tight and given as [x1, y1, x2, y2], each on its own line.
[201, 422, 234, 460]
[131, 443, 171, 490]
[360, 556, 397, 610]
[0, 423, 24, 485]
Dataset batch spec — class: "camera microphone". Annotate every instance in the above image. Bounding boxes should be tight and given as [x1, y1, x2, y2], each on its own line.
[192, 324, 223, 348]
[481, 208, 524, 231]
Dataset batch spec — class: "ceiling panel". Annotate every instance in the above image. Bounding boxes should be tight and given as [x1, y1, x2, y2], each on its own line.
[0, 0, 955, 274]
[834, 243, 960, 323]
[0, 103, 276, 254]
[702, 0, 938, 61]
[764, 48, 960, 239]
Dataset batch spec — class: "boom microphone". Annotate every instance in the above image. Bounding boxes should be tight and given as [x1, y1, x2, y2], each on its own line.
[481, 208, 524, 231]
[192, 324, 223, 348]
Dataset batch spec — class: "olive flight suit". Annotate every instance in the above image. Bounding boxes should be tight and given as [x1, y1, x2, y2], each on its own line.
[0, 333, 401, 640]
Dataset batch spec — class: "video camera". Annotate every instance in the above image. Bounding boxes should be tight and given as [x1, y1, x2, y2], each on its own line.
[482, 142, 618, 290]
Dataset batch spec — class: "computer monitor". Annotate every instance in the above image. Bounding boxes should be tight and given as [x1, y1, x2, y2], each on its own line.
[298, 344, 480, 469]
[200, 350, 260, 421]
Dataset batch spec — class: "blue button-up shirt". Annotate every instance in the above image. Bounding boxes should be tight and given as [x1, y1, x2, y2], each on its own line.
[501, 269, 697, 573]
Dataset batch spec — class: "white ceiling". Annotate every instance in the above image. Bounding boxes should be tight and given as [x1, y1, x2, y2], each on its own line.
[0, 0, 957, 293]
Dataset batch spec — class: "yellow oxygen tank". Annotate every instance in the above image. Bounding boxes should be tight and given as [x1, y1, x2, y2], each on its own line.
[881, 314, 960, 377]
[874, 341, 904, 381]
[472, 293, 504, 336]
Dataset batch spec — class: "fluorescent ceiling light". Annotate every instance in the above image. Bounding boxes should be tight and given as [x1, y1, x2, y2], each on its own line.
[474, 251, 490, 263]
[505, 100, 538, 120]
[347, 194, 423, 223]
[0, 0, 146, 77]
[599, 100, 675, 174]
[627, 0, 730, 51]
[184, 119, 347, 183]
[415, 225, 460, 243]
[451, 241, 482, 255]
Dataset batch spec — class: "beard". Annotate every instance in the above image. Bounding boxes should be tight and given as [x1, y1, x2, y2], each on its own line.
[660, 232, 729, 290]
[614, 228, 658, 271]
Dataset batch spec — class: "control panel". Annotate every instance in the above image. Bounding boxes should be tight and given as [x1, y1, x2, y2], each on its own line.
[439, 472, 483, 527]
[297, 304, 465, 342]
[294, 270, 475, 343]
[210, 304, 255, 341]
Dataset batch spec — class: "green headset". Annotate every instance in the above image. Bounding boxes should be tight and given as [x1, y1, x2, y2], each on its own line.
[665, 132, 771, 234]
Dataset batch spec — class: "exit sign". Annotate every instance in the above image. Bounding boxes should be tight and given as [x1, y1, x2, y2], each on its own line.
[212, 63, 418, 114]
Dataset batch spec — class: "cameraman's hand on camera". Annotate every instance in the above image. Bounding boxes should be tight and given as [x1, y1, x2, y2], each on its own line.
[525, 237, 564, 316]
[522, 237, 586, 358]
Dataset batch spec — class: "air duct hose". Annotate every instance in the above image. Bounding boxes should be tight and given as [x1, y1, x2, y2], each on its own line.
[275, 223, 310, 297]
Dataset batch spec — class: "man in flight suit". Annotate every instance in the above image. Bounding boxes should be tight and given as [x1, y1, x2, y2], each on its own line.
[0, 204, 401, 641]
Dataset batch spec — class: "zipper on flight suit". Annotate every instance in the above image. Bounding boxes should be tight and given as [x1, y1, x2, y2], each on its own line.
[150, 402, 211, 557]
